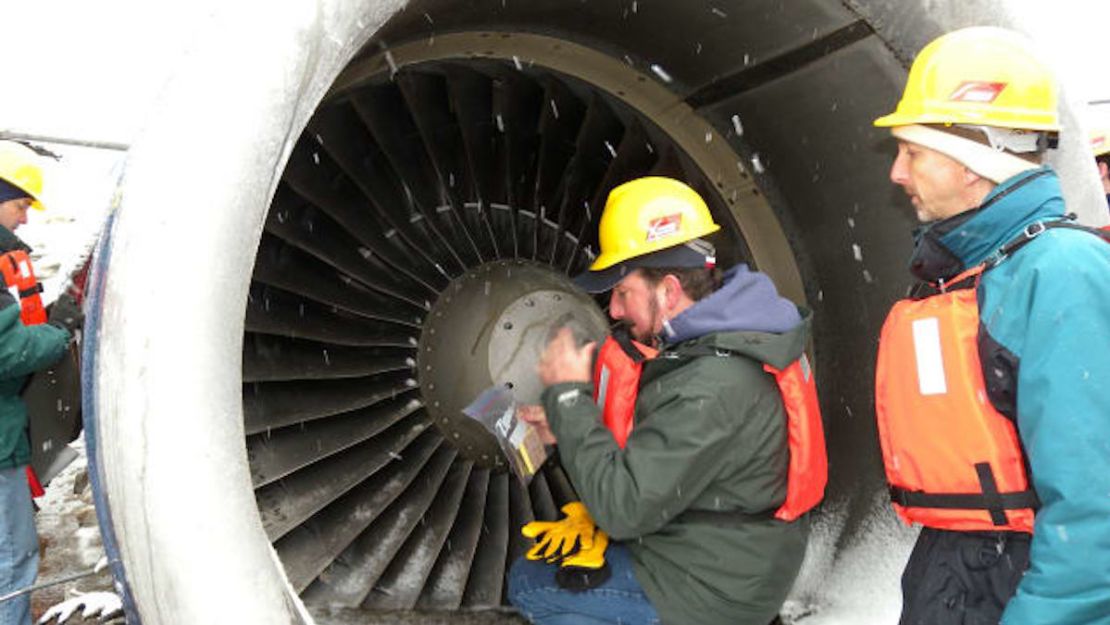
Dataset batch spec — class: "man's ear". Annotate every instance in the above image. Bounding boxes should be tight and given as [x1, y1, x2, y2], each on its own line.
[1098, 161, 1109, 180]
[661, 273, 684, 309]
[962, 165, 983, 186]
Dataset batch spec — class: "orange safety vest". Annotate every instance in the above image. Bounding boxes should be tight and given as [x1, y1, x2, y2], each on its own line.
[592, 333, 827, 522]
[877, 220, 1110, 533]
[592, 333, 657, 449]
[875, 265, 1037, 533]
[0, 250, 47, 325]
[0, 250, 48, 497]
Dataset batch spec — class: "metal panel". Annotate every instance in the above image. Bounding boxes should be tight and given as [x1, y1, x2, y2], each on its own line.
[377, 0, 859, 97]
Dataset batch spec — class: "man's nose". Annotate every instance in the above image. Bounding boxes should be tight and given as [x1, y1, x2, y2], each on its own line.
[889, 151, 909, 186]
[608, 293, 624, 320]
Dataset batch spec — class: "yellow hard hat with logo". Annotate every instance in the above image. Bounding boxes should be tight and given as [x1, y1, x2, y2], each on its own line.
[874, 27, 1060, 132]
[573, 177, 720, 293]
[0, 141, 46, 210]
[1090, 126, 1110, 158]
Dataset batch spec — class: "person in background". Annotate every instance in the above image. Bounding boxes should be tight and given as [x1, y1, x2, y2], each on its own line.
[871, 27, 1110, 625]
[1088, 125, 1110, 210]
[0, 141, 80, 625]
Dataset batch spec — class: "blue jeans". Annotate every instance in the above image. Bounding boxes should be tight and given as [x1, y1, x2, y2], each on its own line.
[508, 543, 660, 625]
[0, 466, 37, 625]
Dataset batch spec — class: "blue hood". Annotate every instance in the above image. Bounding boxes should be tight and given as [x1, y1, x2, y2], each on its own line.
[662, 265, 801, 344]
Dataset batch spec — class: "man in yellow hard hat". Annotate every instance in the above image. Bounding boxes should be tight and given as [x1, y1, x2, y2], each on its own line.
[0, 141, 75, 625]
[0, 142, 46, 231]
[872, 27, 1110, 625]
[507, 176, 821, 625]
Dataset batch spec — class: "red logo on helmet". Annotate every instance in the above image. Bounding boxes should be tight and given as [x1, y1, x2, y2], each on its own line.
[948, 81, 1008, 104]
[646, 214, 682, 242]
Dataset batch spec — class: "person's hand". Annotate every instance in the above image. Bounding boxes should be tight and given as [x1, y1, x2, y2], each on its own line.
[47, 292, 84, 336]
[538, 327, 595, 387]
[518, 404, 556, 445]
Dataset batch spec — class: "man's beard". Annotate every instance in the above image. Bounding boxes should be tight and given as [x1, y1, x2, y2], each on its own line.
[624, 295, 660, 346]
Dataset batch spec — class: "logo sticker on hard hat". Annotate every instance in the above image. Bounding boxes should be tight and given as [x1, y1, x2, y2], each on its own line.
[949, 81, 1007, 104]
[646, 214, 682, 242]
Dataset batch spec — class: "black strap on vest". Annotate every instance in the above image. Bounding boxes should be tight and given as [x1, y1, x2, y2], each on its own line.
[890, 463, 1040, 526]
[611, 326, 648, 363]
[986, 215, 1110, 270]
[915, 214, 1108, 295]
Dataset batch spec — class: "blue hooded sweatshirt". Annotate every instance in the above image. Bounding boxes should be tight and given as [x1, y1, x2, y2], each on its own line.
[662, 264, 802, 345]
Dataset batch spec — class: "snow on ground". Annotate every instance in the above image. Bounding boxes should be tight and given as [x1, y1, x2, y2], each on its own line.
[32, 440, 119, 624]
[784, 494, 919, 624]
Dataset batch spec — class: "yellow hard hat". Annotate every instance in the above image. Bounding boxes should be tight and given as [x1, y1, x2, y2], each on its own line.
[1090, 126, 1110, 158]
[874, 27, 1060, 132]
[574, 177, 720, 292]
[0, 141, 46, 210]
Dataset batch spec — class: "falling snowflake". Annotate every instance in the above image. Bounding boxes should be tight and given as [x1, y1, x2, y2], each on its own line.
[649, 64, 674, 83]
[731, 114, 744, 136]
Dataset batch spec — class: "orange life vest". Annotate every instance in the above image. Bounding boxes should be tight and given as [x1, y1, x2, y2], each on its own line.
[877, 220, 1110, 533]
[592, 334, 657, 449]
[0, 250, 47, 325]
[0, 250, 48, 498]
[592, 333, 827, 522]
[875, 265, 1037, 533]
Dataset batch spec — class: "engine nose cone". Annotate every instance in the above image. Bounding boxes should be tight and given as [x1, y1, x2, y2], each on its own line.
[419, 260, 608, 468]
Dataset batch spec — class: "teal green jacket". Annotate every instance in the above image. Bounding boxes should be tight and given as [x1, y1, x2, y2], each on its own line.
[0, 293, 70, 470]
[912, 168, 1110, 625]
[544, 267, 811, 625]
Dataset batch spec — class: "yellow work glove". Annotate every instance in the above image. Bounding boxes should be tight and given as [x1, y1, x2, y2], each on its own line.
[521, 501, 596, 563]
[560, 526, 608, 570]
[556, 527, 612, 591]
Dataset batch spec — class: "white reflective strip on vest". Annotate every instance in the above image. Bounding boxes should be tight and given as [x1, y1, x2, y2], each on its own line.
[911, 317, 948, 396]
[597, 365, 611, 407]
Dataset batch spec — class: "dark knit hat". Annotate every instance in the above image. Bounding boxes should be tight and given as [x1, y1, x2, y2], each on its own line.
[0, 177, 31, 204]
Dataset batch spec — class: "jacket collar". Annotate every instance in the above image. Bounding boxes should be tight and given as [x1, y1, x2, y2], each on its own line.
[0, 225, 30, 254]
[908, 166, 1063, 282]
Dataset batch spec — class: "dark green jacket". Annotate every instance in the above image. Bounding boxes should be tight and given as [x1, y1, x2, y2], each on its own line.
[0, 232, 70, 470]
[544, 311, 811, 625]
